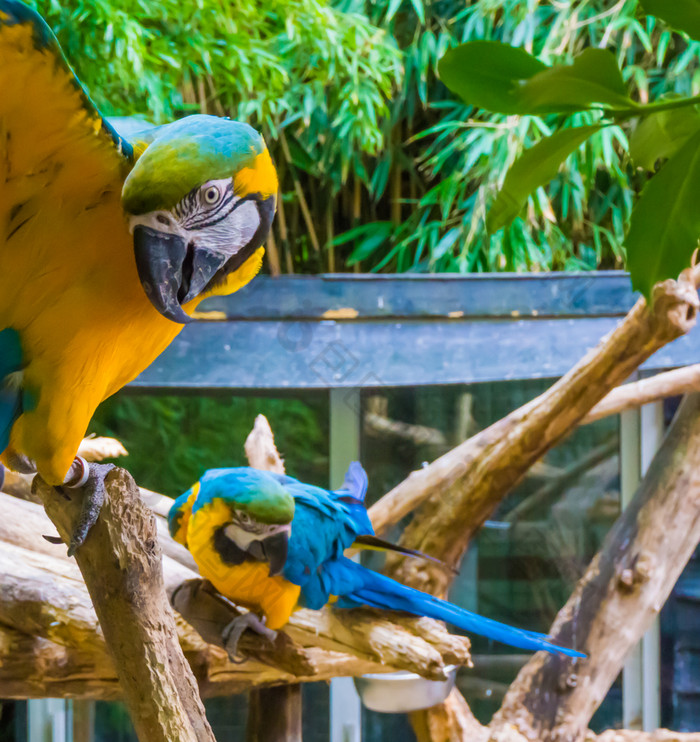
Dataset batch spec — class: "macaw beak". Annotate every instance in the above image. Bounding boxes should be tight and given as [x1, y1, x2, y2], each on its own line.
[261, 531, 289, 577]
[133, 225, 228, 324]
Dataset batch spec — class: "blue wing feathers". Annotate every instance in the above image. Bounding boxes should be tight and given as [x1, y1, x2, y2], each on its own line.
[0, 328, 23, 453]
[337, 461, 368, 502]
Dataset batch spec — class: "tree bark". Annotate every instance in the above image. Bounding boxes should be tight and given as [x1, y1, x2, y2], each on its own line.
[33, 468, 216, 742]
[489, 393, 700, 742]
[409, 688, 488, 742]
[382, 274, 699, 742]
[582, 363, 700, 424]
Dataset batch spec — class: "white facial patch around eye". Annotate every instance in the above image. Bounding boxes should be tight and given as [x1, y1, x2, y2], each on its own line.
[223, 522, 292, 550]
[198, 178, 233, 208]
[203, 199, 261, 256]
[224, 523, 259, 549]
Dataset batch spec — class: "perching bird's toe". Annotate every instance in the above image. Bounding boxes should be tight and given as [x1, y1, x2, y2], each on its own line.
[222, 612, 277, 662]
[65, 461, 115, 556]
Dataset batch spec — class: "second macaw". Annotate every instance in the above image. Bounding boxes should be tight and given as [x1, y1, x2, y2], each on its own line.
[0, 2, 278, 551]
[169, 463, 584, 658]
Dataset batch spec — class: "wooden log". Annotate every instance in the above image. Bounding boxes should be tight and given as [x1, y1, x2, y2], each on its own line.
[284, 607, 469, 681]
[33, 468, 216, 742]
[244, 414, 286, 474]
[488, 393, 700, 742]
[410, 689, 488, 742]
[381, 272, 699, 742]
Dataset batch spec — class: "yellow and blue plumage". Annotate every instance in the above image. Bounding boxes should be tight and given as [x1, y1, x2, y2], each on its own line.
[169, 463, 584, 657]
[0, 1, 278, 549]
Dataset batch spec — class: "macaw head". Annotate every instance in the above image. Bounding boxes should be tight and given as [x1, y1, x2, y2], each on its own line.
[194, 468, 295, 576]
[122, 115, 278, 323]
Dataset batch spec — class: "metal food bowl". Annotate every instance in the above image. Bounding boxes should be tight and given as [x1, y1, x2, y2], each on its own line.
[353, 666, 457, 713]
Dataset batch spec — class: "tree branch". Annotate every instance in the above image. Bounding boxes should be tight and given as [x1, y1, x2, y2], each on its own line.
[582, 363, 700, 424]
[33, 468, 216, 742]
[489, 393, 700, 742]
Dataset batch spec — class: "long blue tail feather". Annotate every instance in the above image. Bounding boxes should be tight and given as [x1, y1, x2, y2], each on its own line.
[335, 557, 584, 658]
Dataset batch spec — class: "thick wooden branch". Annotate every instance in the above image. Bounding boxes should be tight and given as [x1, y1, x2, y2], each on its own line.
[373, 273, 699, 596]
[582, 363, 700, 424]
[245, 414, 285, 473]
[489, 393, 700, 742]
[78, 435, 129, 462]
[33, 468, 216, 742]
[0, 623, 121, 700]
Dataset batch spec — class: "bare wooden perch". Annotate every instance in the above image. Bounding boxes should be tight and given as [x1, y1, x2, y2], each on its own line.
[245, 413, 286, 473]
[77, 434, 129, 462]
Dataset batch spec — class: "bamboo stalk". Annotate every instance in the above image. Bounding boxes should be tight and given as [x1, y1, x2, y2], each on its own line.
[279, 132, 321, 255]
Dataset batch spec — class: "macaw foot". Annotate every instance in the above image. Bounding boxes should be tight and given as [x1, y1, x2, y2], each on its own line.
[223, 612, 277, 662]
[61, 458, 115, 557]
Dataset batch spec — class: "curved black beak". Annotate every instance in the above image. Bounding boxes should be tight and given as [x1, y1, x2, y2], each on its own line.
[133, 225, 228, 324]
[261, 531, 289, 577]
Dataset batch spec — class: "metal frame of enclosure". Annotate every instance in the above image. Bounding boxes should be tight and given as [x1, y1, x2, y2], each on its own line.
[25, 272, 700, 741]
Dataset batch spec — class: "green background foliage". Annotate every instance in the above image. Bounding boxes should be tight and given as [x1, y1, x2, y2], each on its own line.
[90, 394, 329, 497]
[33, 0, 700, 276]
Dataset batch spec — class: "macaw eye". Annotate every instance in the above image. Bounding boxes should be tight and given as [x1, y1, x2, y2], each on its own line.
[237, 511, 252, 526]
[203, 185, 221, 205]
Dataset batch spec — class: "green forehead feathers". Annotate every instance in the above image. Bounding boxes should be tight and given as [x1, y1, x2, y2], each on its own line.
[121, 114, 265, 215]
[195, 469, 295, 525]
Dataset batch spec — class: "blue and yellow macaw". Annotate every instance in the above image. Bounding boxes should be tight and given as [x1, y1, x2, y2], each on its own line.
[169, 463, 584, 658]
[0, 2, 278, 551]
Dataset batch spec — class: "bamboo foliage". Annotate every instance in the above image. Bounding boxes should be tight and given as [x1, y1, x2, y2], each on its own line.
[35, 0, 700, 273]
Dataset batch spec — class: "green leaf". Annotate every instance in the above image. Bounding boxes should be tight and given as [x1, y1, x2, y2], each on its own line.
[640, 0, 700, 41]
[438, 41, 547, 114]
[630, 107, 700, 170]
[432, 227, 461, 260]
[408, 0, 426, 25]
[626, 130, 700, 299]
[519, 48, 634, 114]
[487, 125, 603, 232]
[385, 0, 403, 23]
[342, 222, 395, 264]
